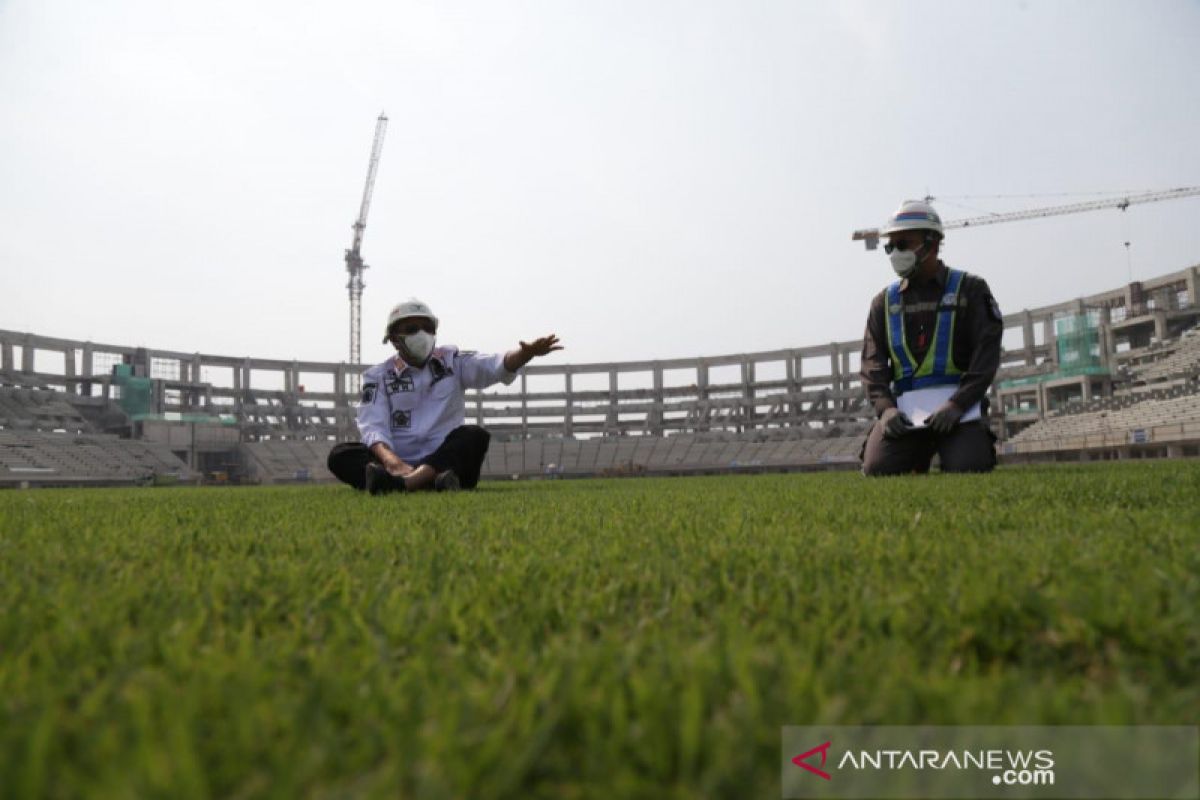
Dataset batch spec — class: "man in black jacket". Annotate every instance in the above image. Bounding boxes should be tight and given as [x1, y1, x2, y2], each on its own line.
[859, 200, 1004, 476]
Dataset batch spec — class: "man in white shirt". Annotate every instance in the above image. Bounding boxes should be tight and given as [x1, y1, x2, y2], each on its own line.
[327, 298, 562, 493]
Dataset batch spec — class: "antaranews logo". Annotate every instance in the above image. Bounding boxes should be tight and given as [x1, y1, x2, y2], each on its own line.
[783, 726, 1198, 800]
[788, 738, 1056, 790]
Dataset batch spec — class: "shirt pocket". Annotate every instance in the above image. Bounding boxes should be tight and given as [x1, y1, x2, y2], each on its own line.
[387, 386, 421, 412]
[429, 374, 459, 401]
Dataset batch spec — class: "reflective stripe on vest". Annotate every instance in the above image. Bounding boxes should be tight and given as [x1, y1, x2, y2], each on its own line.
[885, 269, 966, 396]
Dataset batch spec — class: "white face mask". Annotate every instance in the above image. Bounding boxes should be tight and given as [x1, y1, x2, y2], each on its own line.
[400, 331, 436, 364]
[889, 248, 918, 278]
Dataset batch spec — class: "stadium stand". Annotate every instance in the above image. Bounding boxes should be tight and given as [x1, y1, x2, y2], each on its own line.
[2, 265, 1198, 485]
[241, 440, 337, 483]
[0, 430, 192, 487]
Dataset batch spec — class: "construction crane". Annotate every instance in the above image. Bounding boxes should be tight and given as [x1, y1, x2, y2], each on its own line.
[852, 186, 1200, 250]
[345, 112, 389, 391]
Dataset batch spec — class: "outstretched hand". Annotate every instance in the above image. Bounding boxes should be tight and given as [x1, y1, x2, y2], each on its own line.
[520, 334, 563, 358]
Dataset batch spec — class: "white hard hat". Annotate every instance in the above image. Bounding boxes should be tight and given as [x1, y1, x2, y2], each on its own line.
[382, 298, 439, 343]
[880, 199, 944, 238]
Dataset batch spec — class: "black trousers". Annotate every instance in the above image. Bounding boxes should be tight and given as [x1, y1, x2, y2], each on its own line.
[326, 425, 491, 490]
[861, 419, 997, 477]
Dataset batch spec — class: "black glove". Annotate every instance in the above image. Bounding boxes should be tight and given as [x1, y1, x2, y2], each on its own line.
[927, 401, 964, 434]
[881, 407, 914, 438]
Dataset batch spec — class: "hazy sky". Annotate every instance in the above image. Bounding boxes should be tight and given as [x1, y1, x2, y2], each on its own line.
[2, 0, 1199, 369]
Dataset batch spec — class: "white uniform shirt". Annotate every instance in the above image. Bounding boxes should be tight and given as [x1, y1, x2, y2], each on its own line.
[357, 345, 518, 462]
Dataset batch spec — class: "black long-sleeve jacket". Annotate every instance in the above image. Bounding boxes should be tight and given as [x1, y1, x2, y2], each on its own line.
[860, 262, 1004, 418]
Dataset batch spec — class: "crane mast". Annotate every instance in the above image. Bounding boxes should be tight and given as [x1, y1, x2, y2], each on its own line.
[852, 186, 1200, 250]
[346, 112, 388, 391]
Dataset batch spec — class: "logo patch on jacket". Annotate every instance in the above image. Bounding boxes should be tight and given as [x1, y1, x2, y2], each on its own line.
[391, 409, 411, 429]
[386, 373, 414, 394]
[361, 382, 377, 404]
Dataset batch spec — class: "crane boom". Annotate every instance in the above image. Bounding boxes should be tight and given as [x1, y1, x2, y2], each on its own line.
[350, 113, 389, 256]
[852, 186, 1200, 250]
[345, 112, 389, 392]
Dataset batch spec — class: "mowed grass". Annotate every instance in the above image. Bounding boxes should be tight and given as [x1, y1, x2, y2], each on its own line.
[1, 462, 1198, 799]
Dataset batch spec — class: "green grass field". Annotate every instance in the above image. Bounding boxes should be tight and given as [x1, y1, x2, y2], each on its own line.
[2, 462, 1198, 799]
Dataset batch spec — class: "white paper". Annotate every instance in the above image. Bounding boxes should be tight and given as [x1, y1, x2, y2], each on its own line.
[897, 385, 981, 428]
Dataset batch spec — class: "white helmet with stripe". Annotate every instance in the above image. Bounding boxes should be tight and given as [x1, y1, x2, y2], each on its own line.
[382, 298, 439, 343]
[881, 199, 944, 238]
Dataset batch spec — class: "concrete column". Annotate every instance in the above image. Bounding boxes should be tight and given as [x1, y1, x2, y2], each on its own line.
[1153, 310, 1168, 342]
[335, 365, 346, 404]
[21, 335, 34, 372]
[563, 370, 574, 437]
[1022, 310, 1035, 365]
[740, 361, 754, 433]
[1096, 307, 1112, 370]
[652, 365, 664, 436]
[840, 347, 852, 410]
[1043, 318, 1057, 365]
[64, 347, 76, 378]
[520, 372, 528, 439]
[1, 342, 12, 371]
[608, 368, 619, 433]
[784, 356, 797, 422]
[80, 343, 94, 398]
[1185, 267, 1199, 307]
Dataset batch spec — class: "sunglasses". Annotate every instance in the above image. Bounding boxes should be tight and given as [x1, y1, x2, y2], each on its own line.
[883, 238, 927, 255]
[390, 320, 436, 337]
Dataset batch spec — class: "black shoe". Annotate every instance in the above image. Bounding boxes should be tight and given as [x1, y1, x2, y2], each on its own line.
[434, 469, 461, 492]
[365, 463, 405, 495]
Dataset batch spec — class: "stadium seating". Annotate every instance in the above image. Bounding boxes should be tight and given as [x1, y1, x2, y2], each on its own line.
[0, 430, 192, 486]
[478, 429, 865, 478]
[240, 440, 338, 483]
[1127, 327, 1200, 384]
[0, 387, 92, 433]
[1008, 392, 1200, 447]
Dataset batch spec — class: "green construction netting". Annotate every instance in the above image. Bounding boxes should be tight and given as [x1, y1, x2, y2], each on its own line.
[999, 312, 1108, 389]
[1054, 312, 1106, 377]
[112, 363, 153, 417]
[111, 364, 234, 424]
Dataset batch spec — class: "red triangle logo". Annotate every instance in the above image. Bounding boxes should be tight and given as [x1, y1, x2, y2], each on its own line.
[792, 741, 832, 780]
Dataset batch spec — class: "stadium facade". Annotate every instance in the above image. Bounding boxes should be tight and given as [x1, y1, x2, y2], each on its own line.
[2, 266, 1199, 486]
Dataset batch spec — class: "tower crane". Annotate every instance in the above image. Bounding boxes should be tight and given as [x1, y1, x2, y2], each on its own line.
[345, 112, 388, 391]
[851, 186, 1200, 250]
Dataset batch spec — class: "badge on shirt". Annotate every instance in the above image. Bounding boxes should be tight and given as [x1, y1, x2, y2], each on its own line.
[361, 382, 377, 404]
[386, 373, 414, 394]
[390, 409, 411, 429]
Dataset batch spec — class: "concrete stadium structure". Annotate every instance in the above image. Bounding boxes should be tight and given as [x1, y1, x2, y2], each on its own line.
[2, 265, 1199, 486]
